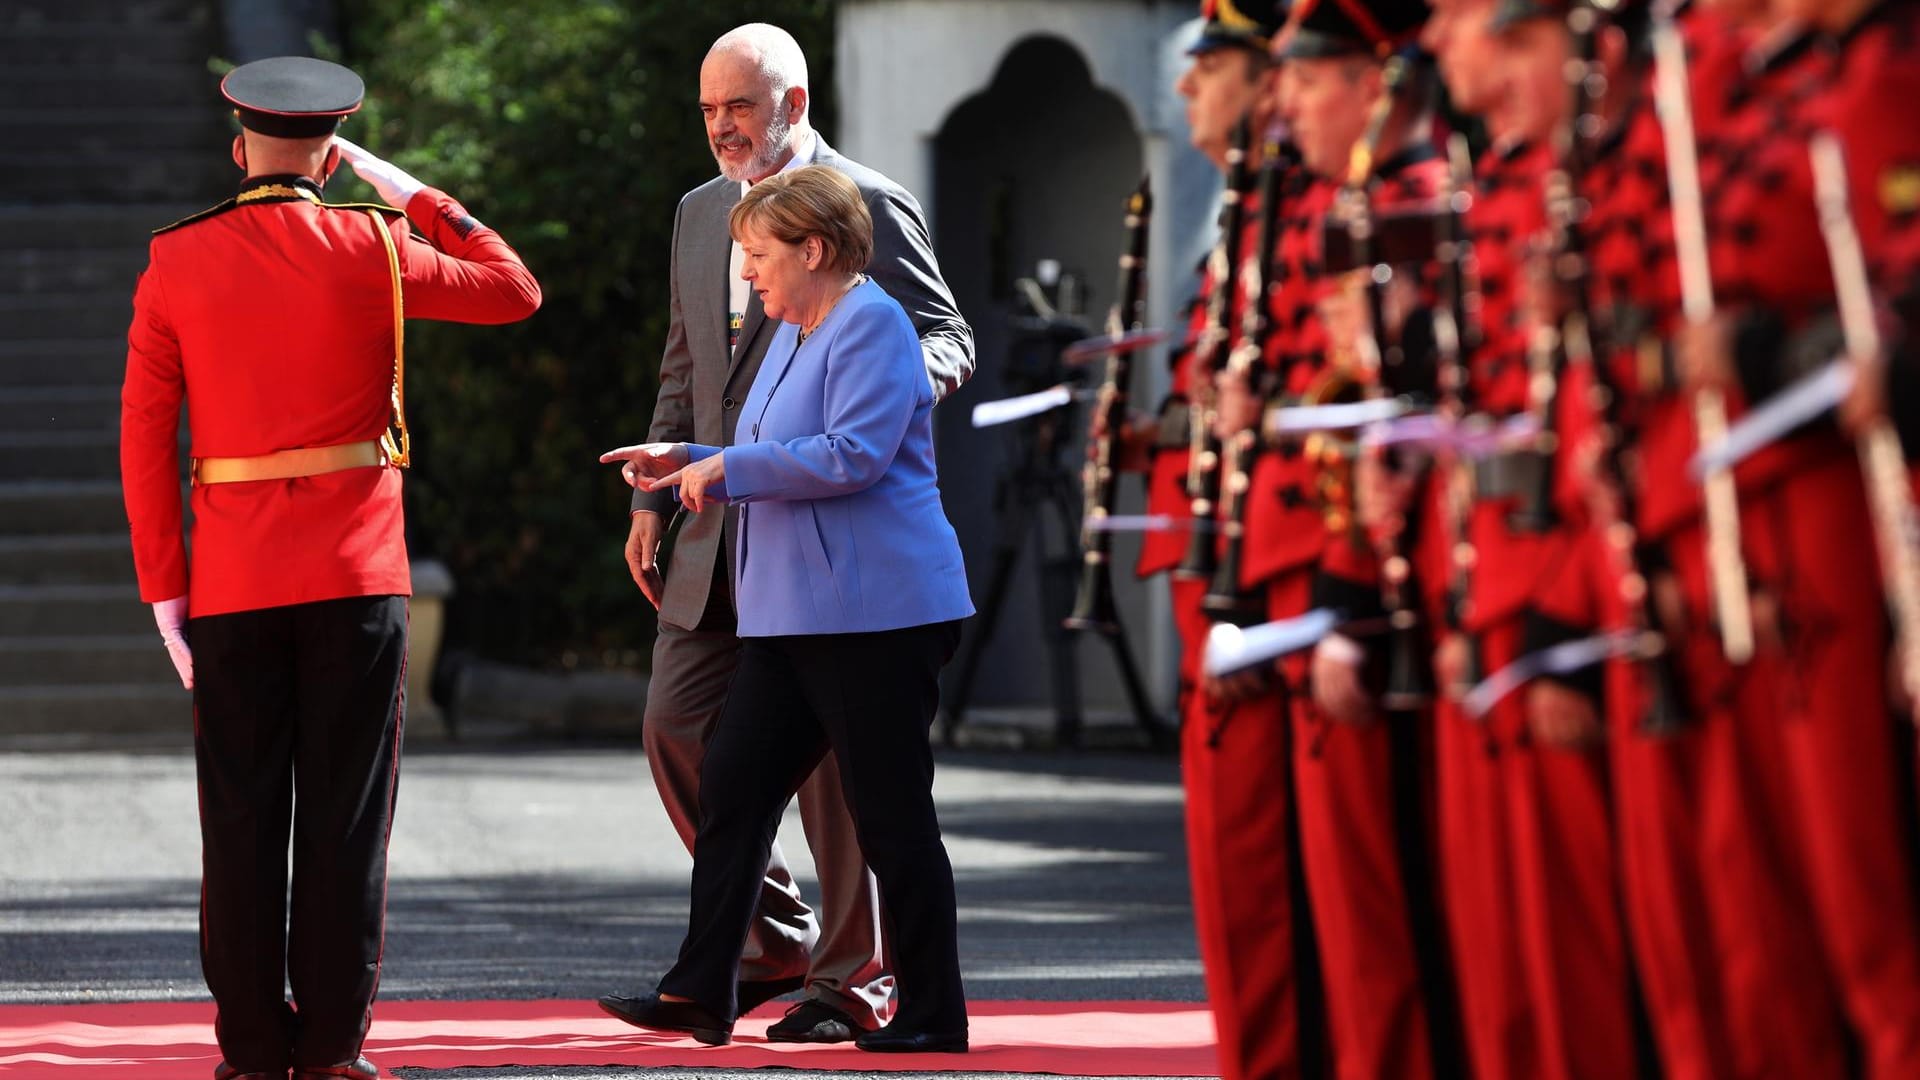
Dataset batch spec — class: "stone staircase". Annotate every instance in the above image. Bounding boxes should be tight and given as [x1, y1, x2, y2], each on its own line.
[0, 0, 229, 739]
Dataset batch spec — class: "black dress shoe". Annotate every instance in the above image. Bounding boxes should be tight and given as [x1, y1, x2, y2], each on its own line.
[765, 999, 862, 1043]
[855, 1024, 969, 1053]
[735, 973, 806, 1014]
[597, 992, 732, 1046]
[290, 1056, 376, 1080]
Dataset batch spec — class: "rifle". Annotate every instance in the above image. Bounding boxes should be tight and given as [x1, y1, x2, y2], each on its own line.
[1650, 0, 1757, 664]
[1809, 131, 1920, 724]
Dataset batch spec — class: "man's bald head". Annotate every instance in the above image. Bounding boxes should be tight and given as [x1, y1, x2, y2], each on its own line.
[700, 23, 813, 183]
[708, 22, 810, 99]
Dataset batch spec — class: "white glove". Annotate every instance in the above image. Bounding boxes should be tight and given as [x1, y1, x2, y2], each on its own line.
[333, 135, 427, 208]
[152, 596, 194, 690]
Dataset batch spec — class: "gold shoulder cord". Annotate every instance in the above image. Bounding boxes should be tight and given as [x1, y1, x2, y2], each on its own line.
[367, 209, 411, 468]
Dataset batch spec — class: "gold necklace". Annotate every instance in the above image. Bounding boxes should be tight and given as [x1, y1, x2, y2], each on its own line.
[799, 275, 865, 342]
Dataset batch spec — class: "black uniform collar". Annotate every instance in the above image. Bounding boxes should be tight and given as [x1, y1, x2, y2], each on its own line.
[235, 174, 325, 205]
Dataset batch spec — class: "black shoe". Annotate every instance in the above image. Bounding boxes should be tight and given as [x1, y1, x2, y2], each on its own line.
[734, 974, 806, 1014]
[855, 1024, 969, 1053]
[597, 992, 732, 1046]
[290, 1056, 376, 1080]
[765, 999, 862, 1043]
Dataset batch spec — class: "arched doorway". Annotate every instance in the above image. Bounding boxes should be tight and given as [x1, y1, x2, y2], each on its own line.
[933, 35, 1152, 722]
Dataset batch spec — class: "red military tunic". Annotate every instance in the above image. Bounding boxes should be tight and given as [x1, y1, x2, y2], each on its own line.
[122, 176, 540, 617]
[1158, 171, 1309, 1080]
[1578, 19, 1854, 1078]
[1260, 146, 1451, 1080]
[1696, 5, 1920, 1076]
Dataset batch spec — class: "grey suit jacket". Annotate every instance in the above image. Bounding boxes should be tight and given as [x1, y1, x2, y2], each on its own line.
[635, 137, 974, 631]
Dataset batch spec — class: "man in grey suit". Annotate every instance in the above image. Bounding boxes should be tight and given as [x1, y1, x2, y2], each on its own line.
[610, 23, 973, 1043]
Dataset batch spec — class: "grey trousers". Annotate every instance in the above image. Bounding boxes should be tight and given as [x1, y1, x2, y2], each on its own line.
[645, 616, 894, 1026]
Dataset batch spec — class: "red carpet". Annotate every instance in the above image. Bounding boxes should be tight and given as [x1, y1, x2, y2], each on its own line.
[0, 998, 1218, 1076]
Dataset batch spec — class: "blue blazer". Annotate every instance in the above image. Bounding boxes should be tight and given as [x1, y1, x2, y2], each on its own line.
[686, 279, 974, 637]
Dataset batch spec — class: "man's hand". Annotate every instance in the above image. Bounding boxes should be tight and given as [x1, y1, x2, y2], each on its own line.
[1212, 368, 1262, 440]
[1525, 680, 1603, 749]
[625, 512, 665, 609]
[1087, 407, 1158, 474]
[1312, 634, 1376, 724]
[152, 595, 193, 690]
[1676, 312, 1737, 392]
[1838, 345, 1890, 437]
[1203, 666, 1273, 706]
[600, 442, 691, 489]
[333, 135, 427, 208]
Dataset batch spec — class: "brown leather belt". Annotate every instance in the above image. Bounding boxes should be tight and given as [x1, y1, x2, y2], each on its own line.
[192, 439, 386, 486]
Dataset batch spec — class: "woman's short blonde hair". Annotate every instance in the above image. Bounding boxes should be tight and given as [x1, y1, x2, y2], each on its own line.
[729, 164, 873, 275]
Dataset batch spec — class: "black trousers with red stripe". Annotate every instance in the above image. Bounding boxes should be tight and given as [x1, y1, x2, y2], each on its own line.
[189, 595, 407, 1073]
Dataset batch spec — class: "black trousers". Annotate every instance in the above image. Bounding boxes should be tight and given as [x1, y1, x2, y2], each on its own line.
[189, 595, 407, 1072]
[658, 620, 967, 1032]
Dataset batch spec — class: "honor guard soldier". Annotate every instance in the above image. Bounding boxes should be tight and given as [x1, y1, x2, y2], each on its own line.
[1673, 0, 1920, 1074]
[120, 56, 540, 1080]
[1152, 5, 1323, 1079]
[1224, 3, 1459, 1077]
[1411, 4, 1563, 1076]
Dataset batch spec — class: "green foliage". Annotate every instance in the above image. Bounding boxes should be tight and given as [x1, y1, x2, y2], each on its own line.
[335, 0, 837, 668]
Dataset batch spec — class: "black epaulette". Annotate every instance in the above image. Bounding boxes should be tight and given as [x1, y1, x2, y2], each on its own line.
[152, 198, 238, 236]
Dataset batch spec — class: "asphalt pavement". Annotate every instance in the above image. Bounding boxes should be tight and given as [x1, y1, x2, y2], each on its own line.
[0, 739, 1207, 1079]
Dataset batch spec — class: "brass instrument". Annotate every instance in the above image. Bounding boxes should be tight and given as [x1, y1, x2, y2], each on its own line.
[1176, 116, 1259, 582]
[1808, 132, 1920, 722]
[1066, 176, 1154, 634]
[1206, 129, 1297, 626]
[1651, 0, 1756, 664]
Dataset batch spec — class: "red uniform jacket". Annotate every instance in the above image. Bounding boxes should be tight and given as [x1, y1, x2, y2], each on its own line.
[121, 175, 541, 617]
[1242, 172, 1338, 590]
[1458, 140, 1583, 637]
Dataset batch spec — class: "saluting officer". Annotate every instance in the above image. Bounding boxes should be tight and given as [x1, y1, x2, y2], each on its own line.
[120, 56, 540, 1080]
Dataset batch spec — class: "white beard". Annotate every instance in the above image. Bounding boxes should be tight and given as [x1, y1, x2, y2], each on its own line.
[715, 108, 795, 184]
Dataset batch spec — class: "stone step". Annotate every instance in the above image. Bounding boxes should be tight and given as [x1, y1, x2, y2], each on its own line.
[0, 431, 121, 481]
[0, 205, 200, 251]
[0, 293, 132, 342]
[2, 0, 212, 27]
[0, 109, 228, 156]
[0, 634, 173, 686]
[0, 340, 129, 389]
[0, 682, 192, 738]
[0, 583, 152, 636]
[0, 24, 211, 68]
[0, 248, 150, 294]
[0, 387, 122, 434]
[0, 150, 231, 205]
[0, 533, 134, 586]
[0, 481, 130, 536]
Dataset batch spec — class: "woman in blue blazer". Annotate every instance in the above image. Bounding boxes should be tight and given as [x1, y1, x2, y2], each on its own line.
[600, 166, 973, 1053]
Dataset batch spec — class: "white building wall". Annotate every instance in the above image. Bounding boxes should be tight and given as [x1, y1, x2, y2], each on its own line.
[836, 0, 1223, 708]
